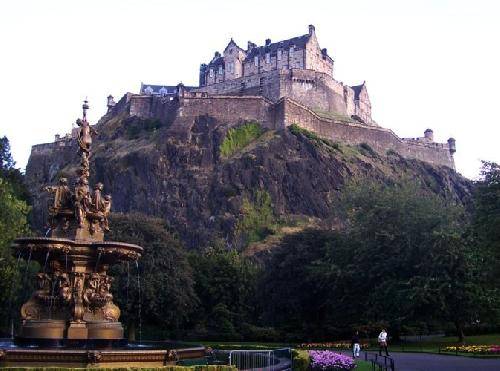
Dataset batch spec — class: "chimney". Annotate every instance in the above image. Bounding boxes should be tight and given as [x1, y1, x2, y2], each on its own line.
[308, 24, 316, 36]
[265, 38, 271, 46]
[247, 41, 256, 51]
[214, 51, 221, 58]
[322, 48, 327, 55]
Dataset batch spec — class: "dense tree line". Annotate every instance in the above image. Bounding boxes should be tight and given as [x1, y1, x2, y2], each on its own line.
[0, 135, 498, 342]
[0, 136, 33, 335]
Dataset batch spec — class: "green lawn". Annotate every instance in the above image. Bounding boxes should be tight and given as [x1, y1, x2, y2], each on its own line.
[190, 333, 500, 357]
[355, 359, 373, 371]
[362, 333, 500, 357]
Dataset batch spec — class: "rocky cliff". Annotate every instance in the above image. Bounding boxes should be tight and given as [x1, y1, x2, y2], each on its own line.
[26, 109, 472, 250]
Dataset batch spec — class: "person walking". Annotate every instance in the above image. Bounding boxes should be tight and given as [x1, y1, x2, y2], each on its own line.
[351, 330, 361, 358]
[378, 328, 389, 356]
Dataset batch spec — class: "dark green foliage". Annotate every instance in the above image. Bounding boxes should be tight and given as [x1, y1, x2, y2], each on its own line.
[188, 243, 262, 340]
[292, 349, 310, 371]
[358, 142, 377, 157]
[0, 136, 30, 202]
[236, 190, 276, 246]
[473, 161, 500, 279]
[261, 181, 497, 341]
[108, 213, 197, 339]
[288, 124, 342, 153]
[126, 118, 163, 139]
[0, 137, 32, 335]
[219, 122, 263, 157]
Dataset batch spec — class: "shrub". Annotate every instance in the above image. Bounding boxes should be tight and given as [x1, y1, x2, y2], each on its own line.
[358, 142, 377, 157]
[236, 190, 276, 245]
[219, 122, 263, 157]
[126, 118, 163, 139]
[292, 349, 310, 371]
[289, 124, 342, 153]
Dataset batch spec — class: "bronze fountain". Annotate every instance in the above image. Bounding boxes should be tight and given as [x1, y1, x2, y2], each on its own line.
[0, 101, 205, 367]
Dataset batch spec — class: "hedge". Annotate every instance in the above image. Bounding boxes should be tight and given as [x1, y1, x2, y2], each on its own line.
[292, 349, 310, 371]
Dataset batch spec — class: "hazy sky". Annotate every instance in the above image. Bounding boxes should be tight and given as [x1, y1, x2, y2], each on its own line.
[1, 0, 498, 179]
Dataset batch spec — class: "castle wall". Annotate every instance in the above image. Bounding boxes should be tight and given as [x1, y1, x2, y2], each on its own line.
[128, 93, 454, 168]
[278, 98, 455, 168]
[194, 70, 283, 101]
[243, 49, 305, 78]
[194, 68, 353, 118]
[280, 69, 347, 114]
[178, 96, 276, 129]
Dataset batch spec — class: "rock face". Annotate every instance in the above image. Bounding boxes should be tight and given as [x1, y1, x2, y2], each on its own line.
[26, 111, 472, 249]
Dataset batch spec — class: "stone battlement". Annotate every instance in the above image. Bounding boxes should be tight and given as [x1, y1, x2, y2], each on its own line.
[120, 93, 455, 168]
[31, 92, 455, 169]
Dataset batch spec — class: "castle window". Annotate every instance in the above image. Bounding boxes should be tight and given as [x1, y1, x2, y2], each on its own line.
[289, 46, 294, 55]
[218, 66, 223, 75]
[266, 53, 270, 64]
[254, 56, 259, 67]
[209, 69, 214, 77]
[228, 62, 233, 73]
[277, 49, 282, 60]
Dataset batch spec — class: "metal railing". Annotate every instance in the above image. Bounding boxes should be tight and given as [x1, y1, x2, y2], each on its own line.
[365, 352, 395, 371]
[227, 348, 292, 371]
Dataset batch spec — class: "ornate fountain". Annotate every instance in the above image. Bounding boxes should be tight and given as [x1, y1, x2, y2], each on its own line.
[0, 101, 205, 367]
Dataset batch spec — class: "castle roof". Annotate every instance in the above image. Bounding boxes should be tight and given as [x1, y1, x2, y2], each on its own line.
[140, 84, 195, 95]
[245, 34, 311, 60]
[224, 38, 244, 53]
[207, 56, 225, 68]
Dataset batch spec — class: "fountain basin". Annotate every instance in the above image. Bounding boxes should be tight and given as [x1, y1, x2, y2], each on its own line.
[0, 339, 206, 367]
[12, 237, 143, 344]
[13, 237, 143, 264]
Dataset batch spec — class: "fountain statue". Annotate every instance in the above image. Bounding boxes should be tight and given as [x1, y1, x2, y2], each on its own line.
[0, 101, 205, 367]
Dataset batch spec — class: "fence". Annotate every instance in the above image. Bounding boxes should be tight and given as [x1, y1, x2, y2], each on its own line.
[364, 352, 395, 371]
[224, 348, 291, 371]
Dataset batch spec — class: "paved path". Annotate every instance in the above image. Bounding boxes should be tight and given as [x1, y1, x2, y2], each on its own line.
[348, 351, 500, 371]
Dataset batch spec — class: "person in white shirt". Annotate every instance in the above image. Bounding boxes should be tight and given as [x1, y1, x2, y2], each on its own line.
[378, 329, 389, 356]
[351, 330, 361, 358]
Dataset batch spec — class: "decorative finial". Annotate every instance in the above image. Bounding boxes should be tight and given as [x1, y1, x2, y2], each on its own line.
[82, 98, 89, 122]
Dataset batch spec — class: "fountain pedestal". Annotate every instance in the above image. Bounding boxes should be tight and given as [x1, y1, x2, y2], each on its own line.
[0, 100, 206, 366]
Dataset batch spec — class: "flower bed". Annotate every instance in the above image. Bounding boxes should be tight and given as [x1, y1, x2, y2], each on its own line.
[299, 342, 370, 350]
[442, 345, 500, 354]
[309, 350, 356, 370]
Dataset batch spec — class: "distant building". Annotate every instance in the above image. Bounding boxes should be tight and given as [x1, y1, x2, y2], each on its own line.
[139, 83, 196, 99]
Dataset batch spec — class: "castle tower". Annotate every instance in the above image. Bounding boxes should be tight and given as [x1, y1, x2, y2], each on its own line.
[447, 138, 456, 154]
[424, 129, 434, 142]
[106, 95, 116, 112]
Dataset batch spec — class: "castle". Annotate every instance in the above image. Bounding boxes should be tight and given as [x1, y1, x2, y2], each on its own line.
[39, 26, 456, 169]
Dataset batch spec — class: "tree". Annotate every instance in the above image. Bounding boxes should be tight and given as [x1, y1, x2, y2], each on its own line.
[474, 161, 500, 280]
[262, 180, 494, 341]
[188, 241, 262, 340]
[107, 212, 198, 340]
[0, 137, 31, 334]
[0, 136, 30, 202]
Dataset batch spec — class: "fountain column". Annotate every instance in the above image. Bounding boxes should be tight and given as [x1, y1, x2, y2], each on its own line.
[12, 100, 143, 345]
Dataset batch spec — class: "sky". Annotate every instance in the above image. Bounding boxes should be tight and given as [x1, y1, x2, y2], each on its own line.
[0, 0, 498, 179]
